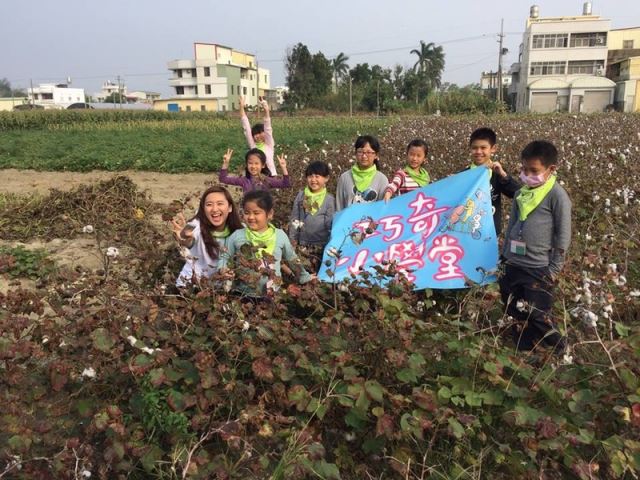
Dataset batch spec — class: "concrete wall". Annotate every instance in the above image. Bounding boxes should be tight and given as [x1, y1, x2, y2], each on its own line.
[153, 98, 218, 112]
[609, 28, 640, 50]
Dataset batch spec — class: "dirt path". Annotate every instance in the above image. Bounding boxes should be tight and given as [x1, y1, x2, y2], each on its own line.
[2, 169, 216, 204]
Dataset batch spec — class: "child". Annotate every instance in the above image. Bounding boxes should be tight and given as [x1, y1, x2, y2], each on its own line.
[219, 190, 314, 297]
[240, 96, 276, 175]
[219, 148, 290, 193]
[499, 140, 571, 353]
[383, 139, 430, 201]
[336, 135, 389, 211]
[289, 160, 336, 271]
[171, 186, 243, 287]
[465, 127, 520, 235]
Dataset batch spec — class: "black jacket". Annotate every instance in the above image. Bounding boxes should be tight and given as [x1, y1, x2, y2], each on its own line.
[463, 167, 521, 235]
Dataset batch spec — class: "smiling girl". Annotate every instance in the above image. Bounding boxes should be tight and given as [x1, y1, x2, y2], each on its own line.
[219, 148, 290, 193]
[220, 190, 314, 298]
[171, 186, 243, 287]
[336, 135, 388, 211]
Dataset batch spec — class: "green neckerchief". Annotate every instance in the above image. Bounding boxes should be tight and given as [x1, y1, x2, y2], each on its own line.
[245, 224, 277, 258]
[351, 164, 377, 192]
[212, 226, 231, 239]
[470, 162, 492, 178]
[304, 187, 327, 215]
[516, 175, 557, 221]
[404, 166, 430, 186]
[255, 142, 266, 153]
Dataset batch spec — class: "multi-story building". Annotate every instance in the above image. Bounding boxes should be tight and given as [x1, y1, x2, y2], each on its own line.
[28, 83, 86, 109]
[94, 80, 126, 103]
[480, 71, 512, 91]
[158, 42, 271, 112]
[606, 27, 640, 112]
[511, 3, 615, 113]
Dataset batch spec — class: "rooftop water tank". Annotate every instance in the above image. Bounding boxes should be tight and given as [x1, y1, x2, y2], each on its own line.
[583, 2, 592, 15]
[530, 5, 540, 18]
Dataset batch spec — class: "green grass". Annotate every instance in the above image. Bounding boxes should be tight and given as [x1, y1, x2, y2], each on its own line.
[0, 113, 390, 173]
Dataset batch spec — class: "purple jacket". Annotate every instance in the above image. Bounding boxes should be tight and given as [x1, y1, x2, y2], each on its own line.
[219, 169, 290, 193]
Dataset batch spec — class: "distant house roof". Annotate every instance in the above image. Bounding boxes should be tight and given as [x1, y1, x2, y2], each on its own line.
[529, 78, 570, 90]
[570, 76, 616, 88]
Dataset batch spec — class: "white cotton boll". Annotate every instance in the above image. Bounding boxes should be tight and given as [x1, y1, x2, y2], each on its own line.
[562, 353, 573, 365]
[629, 290, 640, 297]
[224, 280, 233, 292]
[81, 367, 96, 379]
[82, 225, 94, 234]
[291, 219, 304, 230]
[106, 247, 119, 258]
[81, 470, 92, 478]
[141, 347, 157, 355]
[127, 336, 138, 347]
[585, 310, 598, 328]
[607, 263, 617, 274]
[605, 198, 611, 208]
[242, 321, 250, 332]
[42, 336, 50, 344]
[573, 293, 582, 302]
[179, 247, 190, 259]
[614, 275, 627, 287]
[592, 194, 600, 202]
[516, 300, 526, 312]
[603, 304, 613, 313]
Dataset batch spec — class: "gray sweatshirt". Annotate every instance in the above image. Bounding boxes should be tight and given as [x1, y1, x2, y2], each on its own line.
[336, 169, 389, 211]
[289, 191, 336, 246]
[502, 182, 572, 275]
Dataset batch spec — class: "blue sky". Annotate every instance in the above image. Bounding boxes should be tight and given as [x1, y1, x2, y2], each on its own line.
[2, 0, 639, 97]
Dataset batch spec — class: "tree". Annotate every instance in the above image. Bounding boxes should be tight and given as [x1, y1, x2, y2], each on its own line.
[285, 43, 332, 108]
[349, 63, 372, 85]
[331, 52, 350, 90]
[103, 92, 127, 104]
[410, 41, 445, 102]
[0, 78, 26, 98]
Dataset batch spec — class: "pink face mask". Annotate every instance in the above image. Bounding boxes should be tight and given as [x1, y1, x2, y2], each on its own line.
[520, 170, 547, 187]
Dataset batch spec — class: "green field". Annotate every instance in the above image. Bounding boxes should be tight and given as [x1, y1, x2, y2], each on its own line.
[0, 111, 389, 172]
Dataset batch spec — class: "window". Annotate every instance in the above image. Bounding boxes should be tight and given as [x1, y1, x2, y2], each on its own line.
[570, 32, 607, 47]
[532, 33, 568, 49]
[252, 88, 255, 96]
[243, 86, 247, 95]
[264, 75, 268, 83]
[232, 103, 235, 110]
[205, 84, 211, 94]
[42, 93, 53, 100]
[529, 61, 566, 75]
[186, 106, 191, 112]
[177, 70, 183, 78]
[623, 40, 634, 49]
[201, 105, 206, 111]
[191, 69, 197, 77]
[204, 67, 210, 77]
[567, 60, 605, 75]
[222, 104, 226, 111]
[176, 86, 184, 95]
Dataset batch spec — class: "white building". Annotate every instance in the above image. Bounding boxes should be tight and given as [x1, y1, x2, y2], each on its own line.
[274, 86, 288, 105]
[94, 80, 127, 102]
[28, 83, 86, 109]
[511, 3, 615, 113]
[480, 71, 512, 91]
[164, 42, 272, 112]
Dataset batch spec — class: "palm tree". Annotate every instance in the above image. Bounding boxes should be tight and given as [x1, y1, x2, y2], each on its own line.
[410, 41, 445, 102]
[331, 52, 350, 90]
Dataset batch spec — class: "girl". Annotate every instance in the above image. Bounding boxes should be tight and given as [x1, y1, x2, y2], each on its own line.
[239, 96, 277, 175]
[219, 190, 314, 297]
[171, 186, 243, 287]
[383, 139, 431, 201]
[289, 160, 336, 272]
[336, 135, 388, 211]
[219, 148, 290, 193]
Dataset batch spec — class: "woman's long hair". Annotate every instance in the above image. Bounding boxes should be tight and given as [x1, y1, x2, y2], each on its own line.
[192, 186, 242, 259]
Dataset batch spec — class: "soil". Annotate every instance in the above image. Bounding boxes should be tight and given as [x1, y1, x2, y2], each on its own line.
[1, 169, 219, 287]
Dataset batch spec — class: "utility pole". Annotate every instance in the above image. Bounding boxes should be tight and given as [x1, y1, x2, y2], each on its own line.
[349, 76, 353, 117]
[497, 18, 505, 104]
[376, 79, 380, 117]
[117, 75, 122, 109]
[30, 78, 35, 107]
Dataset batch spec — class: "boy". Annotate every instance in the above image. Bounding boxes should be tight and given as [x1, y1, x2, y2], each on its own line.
[289, 160, 336, 272]
[465, 127, 520, 235]
[240, 96, 276, 176]
[500, 140, 571, 353]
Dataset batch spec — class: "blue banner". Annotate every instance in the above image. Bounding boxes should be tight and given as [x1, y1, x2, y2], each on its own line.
[318, 167, 499, 289]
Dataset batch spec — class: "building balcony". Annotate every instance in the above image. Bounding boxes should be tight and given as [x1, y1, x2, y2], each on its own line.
[169, 77, 198, 87]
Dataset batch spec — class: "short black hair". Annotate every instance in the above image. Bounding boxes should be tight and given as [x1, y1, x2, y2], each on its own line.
[407, 139, 429, 156]
[305, 160, 331, 177]
[469, 127, 497, 146]
[354, 135, 380, 153]
[251, 123, 265, 137]
[521, 140, 558, 167]
[242, 189, 274, 212]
